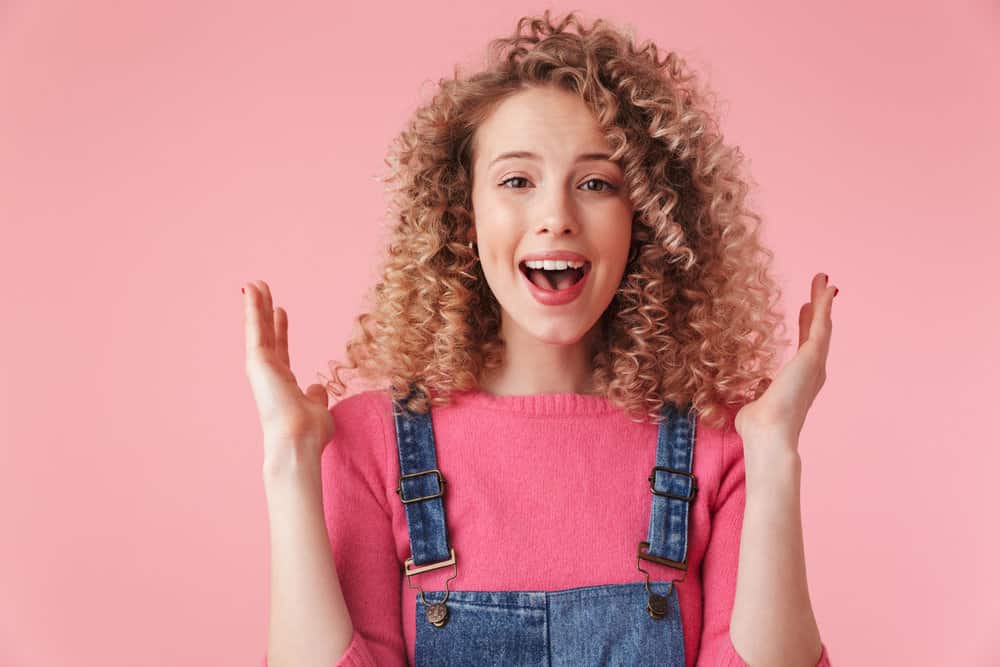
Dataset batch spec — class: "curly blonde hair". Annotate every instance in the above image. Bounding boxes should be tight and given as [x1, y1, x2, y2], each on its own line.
[323, 10, 791, 430]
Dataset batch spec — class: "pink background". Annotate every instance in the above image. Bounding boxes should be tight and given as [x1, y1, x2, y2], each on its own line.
[2, 1, 997, 665]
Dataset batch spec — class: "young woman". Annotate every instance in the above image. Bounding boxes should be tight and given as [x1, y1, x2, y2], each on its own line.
[246, 11, 835, 667]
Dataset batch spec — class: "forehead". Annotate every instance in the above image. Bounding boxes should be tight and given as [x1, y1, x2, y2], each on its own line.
[475, 86, 611, 165]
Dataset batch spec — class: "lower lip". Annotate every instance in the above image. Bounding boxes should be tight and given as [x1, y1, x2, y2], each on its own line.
[520, 265, 591, 306]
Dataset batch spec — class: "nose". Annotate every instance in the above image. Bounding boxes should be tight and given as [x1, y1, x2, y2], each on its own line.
[536, 188, 580, 237]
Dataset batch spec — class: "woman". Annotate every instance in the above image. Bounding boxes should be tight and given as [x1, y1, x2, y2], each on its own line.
[246, 11, 835, 666]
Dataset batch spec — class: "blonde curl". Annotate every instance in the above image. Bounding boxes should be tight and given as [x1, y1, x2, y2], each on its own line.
[322, 10, 791, 430]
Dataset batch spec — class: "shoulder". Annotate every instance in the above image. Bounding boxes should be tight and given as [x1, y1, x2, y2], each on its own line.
[317, 389, 400, 509]
[322, 388, 394, 468]
[694, 402, 747, 510]
[329, 387, 392, 425]
[695, 402, 746, 457]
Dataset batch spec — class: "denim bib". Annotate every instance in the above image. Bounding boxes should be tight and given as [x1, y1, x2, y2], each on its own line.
[392, 384, 698, 666]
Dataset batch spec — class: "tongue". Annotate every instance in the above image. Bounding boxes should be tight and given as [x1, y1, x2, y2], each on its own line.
[552, 269, 579, 290]
[527, 268, 579, 291]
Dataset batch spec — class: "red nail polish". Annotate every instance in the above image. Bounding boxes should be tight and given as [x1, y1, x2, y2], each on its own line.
[241, 287, 245, 294]
[823, 274, 828, 285]
[834, 287, 839, 297]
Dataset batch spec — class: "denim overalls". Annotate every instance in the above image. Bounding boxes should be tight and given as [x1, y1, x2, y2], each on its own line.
[392, 385, 699, 666]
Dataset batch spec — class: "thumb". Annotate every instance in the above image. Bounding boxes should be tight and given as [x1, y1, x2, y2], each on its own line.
[304, 383, 329, 407]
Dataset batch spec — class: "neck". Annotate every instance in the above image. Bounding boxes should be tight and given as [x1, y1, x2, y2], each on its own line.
[477, 316, 603, 396]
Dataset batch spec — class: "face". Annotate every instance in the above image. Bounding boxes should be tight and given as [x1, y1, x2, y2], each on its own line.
[469, 85, 634, 348]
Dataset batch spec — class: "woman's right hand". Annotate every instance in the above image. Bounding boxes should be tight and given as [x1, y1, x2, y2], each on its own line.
[243, 280, 335, 469]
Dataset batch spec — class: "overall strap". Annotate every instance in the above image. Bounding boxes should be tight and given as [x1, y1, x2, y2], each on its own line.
[391, 383, 453, 566]
[640, 401, 698, 570]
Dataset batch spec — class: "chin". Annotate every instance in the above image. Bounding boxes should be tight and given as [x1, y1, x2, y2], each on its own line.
[525, 321, 591, 346]
[538, 333, 588, 346]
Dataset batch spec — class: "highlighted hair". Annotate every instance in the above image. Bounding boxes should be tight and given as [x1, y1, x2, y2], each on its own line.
[324, 10, 791, 430]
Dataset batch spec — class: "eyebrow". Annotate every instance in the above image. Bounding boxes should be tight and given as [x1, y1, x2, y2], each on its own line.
[488, 150, 619, 168]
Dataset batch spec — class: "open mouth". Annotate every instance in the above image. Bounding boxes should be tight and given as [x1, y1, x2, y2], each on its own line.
[518, 260, 592, 292]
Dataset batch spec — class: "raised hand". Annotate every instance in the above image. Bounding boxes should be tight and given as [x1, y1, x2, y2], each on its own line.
[243, 280, 335, 468]
[734, 273, 839, 452]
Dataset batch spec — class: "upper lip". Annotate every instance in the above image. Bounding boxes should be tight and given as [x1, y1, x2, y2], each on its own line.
[518, 250, 591, 265]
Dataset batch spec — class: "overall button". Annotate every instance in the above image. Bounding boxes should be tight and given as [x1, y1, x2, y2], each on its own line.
[426, 601, 449, 627]
[646, 592, 669, 619]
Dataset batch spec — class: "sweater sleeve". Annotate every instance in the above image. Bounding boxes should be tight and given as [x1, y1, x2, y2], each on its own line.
[695, 415, 832, 667]
[262, 391, 406, 667]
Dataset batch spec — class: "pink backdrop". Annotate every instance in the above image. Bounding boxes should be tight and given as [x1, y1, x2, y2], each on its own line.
[2, 1, 997, 665]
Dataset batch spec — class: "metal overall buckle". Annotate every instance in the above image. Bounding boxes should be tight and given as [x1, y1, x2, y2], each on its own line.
[636, 465, 696, 620]
[404, 548, 458, 628]
[636, 542, 687, 621]
[647, 465, 698, 502]
[395, 468, 446, 504]
[397, 467, 456, 628]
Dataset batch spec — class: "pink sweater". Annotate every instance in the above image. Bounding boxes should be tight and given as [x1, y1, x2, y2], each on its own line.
[264, 388, 832, 666]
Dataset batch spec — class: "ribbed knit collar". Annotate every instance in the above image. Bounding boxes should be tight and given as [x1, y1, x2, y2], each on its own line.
[447, 388, 620, 417]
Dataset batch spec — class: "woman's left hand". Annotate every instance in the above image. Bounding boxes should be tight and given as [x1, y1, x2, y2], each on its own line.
[734, 273, 838, 454]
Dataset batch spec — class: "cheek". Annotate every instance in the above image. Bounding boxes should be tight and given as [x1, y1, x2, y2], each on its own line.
[481, 240, 518, 276]
[473, 225, 515, 274]
[597, 221, 632, 263]
[472, 215, 521, 266]
[597, 228, 634, 290]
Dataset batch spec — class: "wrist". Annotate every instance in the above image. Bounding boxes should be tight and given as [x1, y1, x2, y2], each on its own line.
[742, 437, 802, 482]
[262, 444, 323, 486]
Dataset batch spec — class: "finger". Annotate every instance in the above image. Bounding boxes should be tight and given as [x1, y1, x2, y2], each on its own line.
[810, 272, 827, 306]
[254, 280, 274, 348]
[275, 306, 291, 369]
[798, 301, 812, 348]
[807, 273, 835, 357]
[243, 282, 264, 356]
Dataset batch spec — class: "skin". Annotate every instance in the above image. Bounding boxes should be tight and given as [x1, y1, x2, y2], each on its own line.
[468, 84, 634, 396]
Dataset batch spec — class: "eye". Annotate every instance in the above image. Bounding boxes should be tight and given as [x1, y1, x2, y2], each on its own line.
[499, 176, 530, 189]
[499, 176, 617, 191]
[581, 178, 616, 192]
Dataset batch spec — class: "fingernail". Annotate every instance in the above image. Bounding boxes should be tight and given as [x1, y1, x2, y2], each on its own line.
[823, 274, 828, 285]
[241, 287, 245, 294]
[834, 287, 839, 297]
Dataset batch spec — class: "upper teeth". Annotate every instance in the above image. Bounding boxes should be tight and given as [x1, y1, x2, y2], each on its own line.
[524, 259, 586, 270]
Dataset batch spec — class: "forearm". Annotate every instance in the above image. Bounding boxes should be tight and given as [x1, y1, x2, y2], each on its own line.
[729, 444, 823, 666]
[264, 450, 354, 667]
